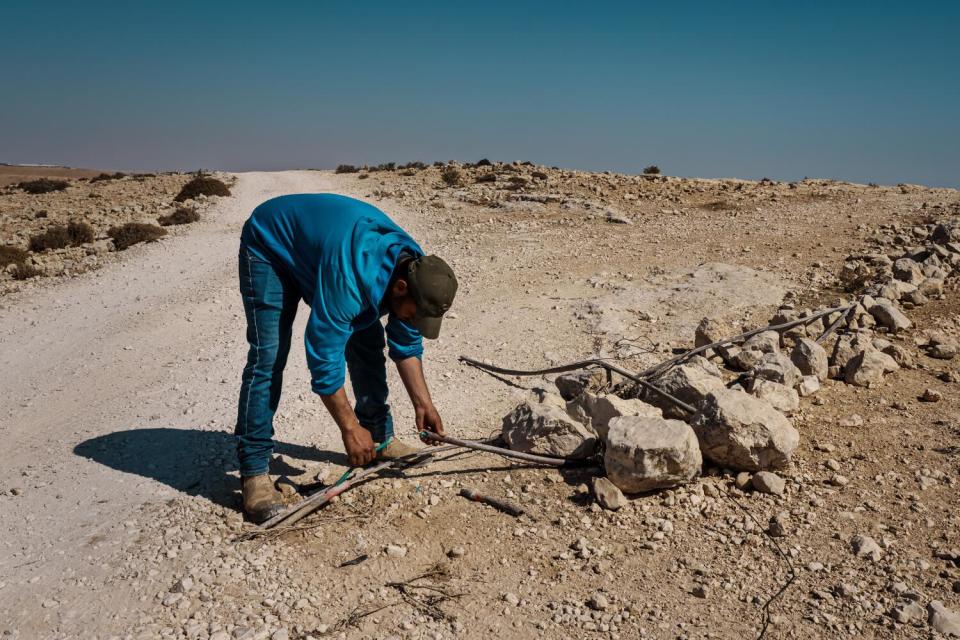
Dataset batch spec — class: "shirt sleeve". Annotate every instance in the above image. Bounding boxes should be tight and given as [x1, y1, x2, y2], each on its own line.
[385, 314, 424, 361]
[305, 285, 360, 396]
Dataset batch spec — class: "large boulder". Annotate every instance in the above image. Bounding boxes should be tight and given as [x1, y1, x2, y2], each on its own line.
[742, 330, 781, 354]
[502, 392, 597, 458]
[604, 415, 702, 493]
[753, 351, 802, 389]
[844, 349, 899, 388]
[567, 392, 661, 439]
[648, 358, 726, 418]
[791, 338, 828, 381]
[691, 389, 799, 471]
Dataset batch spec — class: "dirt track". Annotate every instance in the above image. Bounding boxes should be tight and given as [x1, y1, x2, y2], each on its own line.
[1, 169, 958, 639]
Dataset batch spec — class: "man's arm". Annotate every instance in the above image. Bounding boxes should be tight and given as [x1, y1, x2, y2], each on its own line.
[395, 356, 444, 444]
[320, 388, 377, 466]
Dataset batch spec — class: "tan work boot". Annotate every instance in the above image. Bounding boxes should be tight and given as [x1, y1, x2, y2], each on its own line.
[241, 474, 285, 523]
[376, 439, 420, 461]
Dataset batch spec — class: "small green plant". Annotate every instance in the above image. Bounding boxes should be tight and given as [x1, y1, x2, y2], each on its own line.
[0, 245, 29, 267]
[108, 223, 167, 250]
[441, 167, 464, 187]
[18, 178, 69, 194]
[158, 207, 200, 226]
[29, 226, 73, 252]
[335, 164, 360, 174]
[643, 165, 661, 175]
[174, 177, 231, 202]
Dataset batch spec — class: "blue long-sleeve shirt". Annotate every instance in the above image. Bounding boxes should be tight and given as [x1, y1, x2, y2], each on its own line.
[240, 194, 424, 395]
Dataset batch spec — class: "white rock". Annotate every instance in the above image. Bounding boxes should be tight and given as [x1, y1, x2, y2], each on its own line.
[791, 338, 828, 381]
[844, 349, 899, 388]
[649, 360, 726, 418]
[748, 378, 799, 413]
[798, 375, 820, 397]
[751, 471, 786, 495]
[753, 351, 802, 389]
[603, 416, 702, 493]
[385, 544, 407, 558]
[566, 392, 661, 439]
[850, 534, 882, 561]
[501, 392, 597, 458]
[868, 300, 912, 333]
[590, 476, 627, 510]
[690, 389, 799, 471]
[928, 601, 960, 636]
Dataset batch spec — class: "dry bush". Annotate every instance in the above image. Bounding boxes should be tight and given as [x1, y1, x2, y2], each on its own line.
[507, 176, 528, 186]
[400, 161, 427, 170]
[18, 178, 69, 194]
[440, 167, 464, 187]
[400, 169, 417, 176]
[335, 164, 360, 174]
[358, 174, 369, 180]
[531, 171, 548, 180]
[474, 173, 497, 184]
[643, 165, 661, 175]
[0, 246, 29, 267]
[90, 172, 127, 183]
[158, 207, 200, 226]
[108, 223, 167, 250]
[474, 158, 492, 167]
[174, 176, 231, 202]
[12, 262, 41, 280]
[68, 221, 95, 244]
[29, 226, 73, 252]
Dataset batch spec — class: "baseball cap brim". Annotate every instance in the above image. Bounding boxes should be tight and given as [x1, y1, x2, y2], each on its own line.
[412, 314, 443, 340]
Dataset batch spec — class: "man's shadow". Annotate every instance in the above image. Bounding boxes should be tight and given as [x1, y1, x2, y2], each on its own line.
[74, 427, 348, 509]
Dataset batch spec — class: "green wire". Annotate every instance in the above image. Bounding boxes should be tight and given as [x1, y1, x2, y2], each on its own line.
[332, 437, 393, 487]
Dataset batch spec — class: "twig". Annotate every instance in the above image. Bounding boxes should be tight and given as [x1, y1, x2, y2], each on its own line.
[335, 601, 398, 630]
[459, 487, 525, 517]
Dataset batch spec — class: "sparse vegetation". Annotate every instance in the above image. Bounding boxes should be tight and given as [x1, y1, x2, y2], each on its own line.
[399, 161, 427, 170]
[0, 245, 29, 267]
[108, 223, 167, 250]
[29, 226, 73, 252]
[440, 167, 464, 187]
[173, 176, 231, 202]
[67, 221, 95, 244]
[12, 262, 41, 280]
[17, 178, 69, 194]
[474, 173, 497, 183]
[643, 165, 661, 175]
[158, 207, 200, 226]
[474, 158, 492, 167]
[531, 171, 548, 180]
[335, 165, 360, 174]
[90, 172, 127, 183]
[357, 173, 369, 180]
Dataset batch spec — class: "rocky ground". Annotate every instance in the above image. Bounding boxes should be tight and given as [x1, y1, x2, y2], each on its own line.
[0, 164, 958, 640]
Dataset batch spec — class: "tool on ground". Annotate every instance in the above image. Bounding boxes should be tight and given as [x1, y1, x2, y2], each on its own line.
[419, 431, 579, 466]
[459, 487, 525, 517]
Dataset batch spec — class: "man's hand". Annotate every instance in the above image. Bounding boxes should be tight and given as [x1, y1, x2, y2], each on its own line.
[341, 424, 376, 466]
[416, 403, 444, 445]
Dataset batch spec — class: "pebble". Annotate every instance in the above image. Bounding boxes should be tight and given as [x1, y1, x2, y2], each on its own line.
[447, 546, 466, 558]
[503, 592, 520, 606]
[850, 534, 882, 561]
[751, 471, 785, 495]
[588, 593, 609, 611]
[384, 544, 407, 558]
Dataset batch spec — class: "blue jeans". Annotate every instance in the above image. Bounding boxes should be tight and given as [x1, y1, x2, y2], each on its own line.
[236, 245, 394, 477]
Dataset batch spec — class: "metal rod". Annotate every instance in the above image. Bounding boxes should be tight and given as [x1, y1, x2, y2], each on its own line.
[459, 487, 525, 517]
[420, 432, 581, 466]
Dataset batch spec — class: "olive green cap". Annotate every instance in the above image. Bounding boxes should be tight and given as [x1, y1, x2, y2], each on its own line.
[407, 255, 457, 339]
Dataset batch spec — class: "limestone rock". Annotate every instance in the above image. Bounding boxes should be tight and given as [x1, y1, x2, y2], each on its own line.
[850, 534, 882, 561]
[751, 471, 785, 495]
[748, 378, 799, 413]
[742, 330, 781, 354]
[798, 375, 820, 397]
[590, 476, 627, 510]
[567, 392, 661, 439]
[892, 258, 924, 284]
[603, 415, 702, 493]
[928, 601, 960, 636]
[868, 300, 912, 333]
[753, 351, 802, 389]
[648, 359, 726, 418]
[844, 349, 899, 388]
[502, 392, 597, 458]
[694, 317, 731, 349]
[554, 370, 604, 401]
[791, 338, 828, 381]
[690, 389, 799, 471]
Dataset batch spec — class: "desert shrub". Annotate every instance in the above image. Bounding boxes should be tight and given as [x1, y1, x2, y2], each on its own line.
[358, 173, 369, 179]
[432, 161, 445, 167]
[12, 262, 41, 280]
[108, 223, 167, 250]
[508, 176, 528, 186]
[374, 162, 396, 172]
[0, 246, 29, 267]
[400, 161, 426, 170]
[475, 158, 492, 167]
[18, 178, 69, 194]
[643, 165, 661, 175]
[440, 167, 464, 187]
[90, 172, 126, 182]
[475, 173, 497, 183]
[67, 220, 95, 244]
[158, 207, 200, 226]
[400, 169, 417, 176]
[531, 171, 548, 180]
[335, 164, 360, 174]
[174, 176, 231, 202]
[29, 226, 72, 252]
[34, 210, 48, 219]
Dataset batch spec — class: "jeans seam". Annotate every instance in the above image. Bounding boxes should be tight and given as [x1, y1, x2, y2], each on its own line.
[241, 248, 261, 469]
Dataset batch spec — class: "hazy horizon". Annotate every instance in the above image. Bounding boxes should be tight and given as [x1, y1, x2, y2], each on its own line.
[3, 1, 958, 188]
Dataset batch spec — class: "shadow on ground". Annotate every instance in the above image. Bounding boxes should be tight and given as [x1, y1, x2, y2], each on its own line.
[74, 427, 347, 509]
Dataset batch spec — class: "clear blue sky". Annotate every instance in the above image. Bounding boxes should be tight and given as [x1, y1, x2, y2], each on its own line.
[2, 1, 958, 187]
